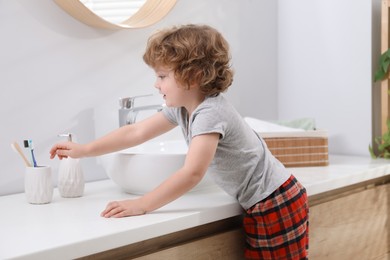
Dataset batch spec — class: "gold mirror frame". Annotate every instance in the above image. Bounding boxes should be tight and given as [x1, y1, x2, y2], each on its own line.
[54, 0, 177, 29]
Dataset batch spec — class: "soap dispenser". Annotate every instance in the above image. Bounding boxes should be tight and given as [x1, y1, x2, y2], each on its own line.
[57, 133, 84, 198]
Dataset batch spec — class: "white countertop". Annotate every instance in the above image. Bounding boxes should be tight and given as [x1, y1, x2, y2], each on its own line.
[1, 155, 389, 259]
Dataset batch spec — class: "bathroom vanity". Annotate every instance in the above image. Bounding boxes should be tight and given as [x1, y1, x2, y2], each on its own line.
[0, 155, 389, 259]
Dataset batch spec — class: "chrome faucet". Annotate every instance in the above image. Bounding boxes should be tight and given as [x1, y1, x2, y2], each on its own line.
[118, 94, 164, 127]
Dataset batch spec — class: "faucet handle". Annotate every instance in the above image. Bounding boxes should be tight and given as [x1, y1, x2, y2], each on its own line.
[118, 97, 132, 109]
[58, 133, 73, 142]
[119, 94, 153, 109]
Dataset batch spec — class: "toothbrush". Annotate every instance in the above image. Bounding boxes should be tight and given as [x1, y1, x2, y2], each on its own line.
[28, 140, 38, 167]
[24, 140, 38, 167]
[11, 142, 32, 167]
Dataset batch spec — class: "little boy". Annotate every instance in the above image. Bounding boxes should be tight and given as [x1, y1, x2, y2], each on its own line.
[50, 24, 308, 259]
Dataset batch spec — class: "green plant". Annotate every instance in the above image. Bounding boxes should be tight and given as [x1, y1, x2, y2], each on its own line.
[371, 49, 390, 158]
[369, 120, 390, 158]
[374, 48, 390, 82]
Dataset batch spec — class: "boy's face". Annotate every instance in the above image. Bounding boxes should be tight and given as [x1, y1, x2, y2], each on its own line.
[154, 67, 190, 108]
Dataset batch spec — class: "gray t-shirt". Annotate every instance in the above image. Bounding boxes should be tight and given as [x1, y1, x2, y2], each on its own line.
[162, 94, 291, 209]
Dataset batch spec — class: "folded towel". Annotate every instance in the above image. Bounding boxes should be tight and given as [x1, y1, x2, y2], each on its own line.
[244, 117, 305, 133]
[274, 118, 316, 131]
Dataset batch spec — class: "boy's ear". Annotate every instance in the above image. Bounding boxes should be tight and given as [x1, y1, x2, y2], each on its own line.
[188, 82, 200, 90]
[188, 71, 202, 89]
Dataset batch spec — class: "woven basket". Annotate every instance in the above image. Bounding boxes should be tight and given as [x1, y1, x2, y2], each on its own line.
[260, 130, 329, 167]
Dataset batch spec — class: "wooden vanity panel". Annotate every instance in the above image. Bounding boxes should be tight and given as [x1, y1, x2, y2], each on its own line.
[78, 216, 244, 260]
[133, 229, 245, 260]
[309, 182, 390, 260]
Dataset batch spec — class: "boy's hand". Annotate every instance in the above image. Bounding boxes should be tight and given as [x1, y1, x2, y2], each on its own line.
[49, 142, 86, 160]
[101, 199, 146, 218]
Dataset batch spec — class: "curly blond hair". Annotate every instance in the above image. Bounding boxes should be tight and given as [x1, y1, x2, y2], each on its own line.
[143, 24, 234, 96]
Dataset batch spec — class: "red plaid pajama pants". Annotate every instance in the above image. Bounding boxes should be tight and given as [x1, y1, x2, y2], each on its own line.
[244, 175, 309, 260]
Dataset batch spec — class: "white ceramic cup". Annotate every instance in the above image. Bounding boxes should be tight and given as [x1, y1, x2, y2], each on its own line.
[24, 166, 53, 204]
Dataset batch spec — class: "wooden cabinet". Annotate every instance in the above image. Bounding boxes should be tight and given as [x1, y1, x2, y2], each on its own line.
[309, 179, 390, 259]
[134, 229, 244, 260]
[79, 216, 245, 260]
[80, 178, 389, 260]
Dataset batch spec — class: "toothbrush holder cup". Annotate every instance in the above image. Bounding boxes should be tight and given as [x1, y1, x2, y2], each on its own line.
[24, 166, 54, 204]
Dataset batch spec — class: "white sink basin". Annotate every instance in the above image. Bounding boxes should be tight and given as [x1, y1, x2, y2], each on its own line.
[100, 140, 214, 194]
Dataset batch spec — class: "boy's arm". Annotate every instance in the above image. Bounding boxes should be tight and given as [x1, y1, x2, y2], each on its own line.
[85, 112, 175, 156]
[101, 132, 220, 218]
[50, 112, 175, 159]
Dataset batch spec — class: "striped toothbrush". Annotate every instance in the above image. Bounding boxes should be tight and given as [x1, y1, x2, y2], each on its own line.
[24, 139, 37, 167]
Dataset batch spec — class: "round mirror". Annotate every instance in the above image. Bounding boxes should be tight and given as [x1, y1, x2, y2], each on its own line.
[54, 0, 177, 29]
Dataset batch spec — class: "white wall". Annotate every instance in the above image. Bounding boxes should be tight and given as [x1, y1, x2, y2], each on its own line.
[0, 0, 277, 195]
[0, 0, 376, 196]
[278, 0, 372, 156]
